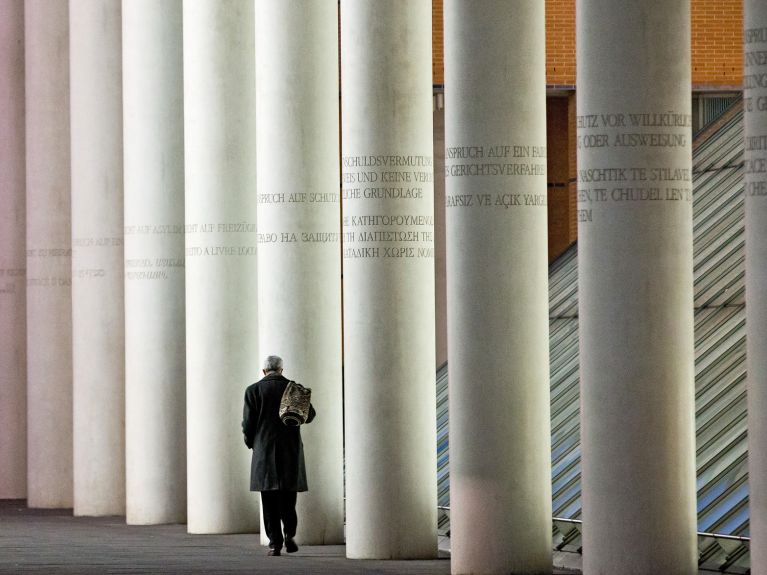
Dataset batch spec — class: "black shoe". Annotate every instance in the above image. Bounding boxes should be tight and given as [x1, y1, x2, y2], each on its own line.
[268, 548, 281, 556]
[285, 537, 298, 553]
[268, 542, 274, 550]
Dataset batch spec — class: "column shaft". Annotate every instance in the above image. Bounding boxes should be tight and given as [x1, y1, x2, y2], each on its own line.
[577, 1, 697, 573]
[69, 0, 125, 516]
[341, 0, 437, 559]
[0, 0, 26, 500]
[444, 2, 552, 573]
[255, 0, 344, 545]
[745, 2, 767, 573]
[25, 0, 73, 508]
[123, 0, 186, 525]
[183, 0, 259, 534]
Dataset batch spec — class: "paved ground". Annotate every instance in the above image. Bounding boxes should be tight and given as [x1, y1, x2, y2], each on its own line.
[0, 501, 738, 574]
[0, 500, 589, 575]
[0, 500, 451, 575]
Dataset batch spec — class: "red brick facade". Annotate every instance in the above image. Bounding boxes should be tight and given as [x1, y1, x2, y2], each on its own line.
[434, 0, 744, 88]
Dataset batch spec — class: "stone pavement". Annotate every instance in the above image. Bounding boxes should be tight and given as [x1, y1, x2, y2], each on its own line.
[0, 500, 590, 575]
[0, 500, 446, 575]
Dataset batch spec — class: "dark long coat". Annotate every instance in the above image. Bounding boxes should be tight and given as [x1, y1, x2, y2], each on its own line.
[242, 373, 315, 492]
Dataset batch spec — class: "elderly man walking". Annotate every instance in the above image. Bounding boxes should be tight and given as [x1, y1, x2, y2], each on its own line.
[242, 355, 316, 556]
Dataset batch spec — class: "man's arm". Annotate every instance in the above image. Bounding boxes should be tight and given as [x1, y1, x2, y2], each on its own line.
[306, 403, 316, 424]
[242, 387, 258, 448]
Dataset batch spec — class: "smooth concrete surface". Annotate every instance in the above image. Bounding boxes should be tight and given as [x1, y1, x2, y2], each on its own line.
[0, 0, 27, 501]
[444, 2, 552, 574]
[576, 1, 697, 573]
[745, 2, 767, 574]
[183, 0, 259, 534]
[24, 0, 73, 509]
[434, 108, 448, 369]
[123, 0, 186, 526]
[69, 0, 126, 517]
[255, 0, 344, 545]
[340, 0, 438, 559]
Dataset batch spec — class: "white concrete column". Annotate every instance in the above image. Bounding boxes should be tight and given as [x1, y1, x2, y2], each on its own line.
[0, 0, 27, 501]
[444, 2, 551, 574]
[24, 0, 73, 508]
[341, 0, 437, 559]
[577, 1, 697, 573]
[123, 0, 185, 525]
[255, 0, 343, 545]
[184, 0, 259, 534]
[69, 0, 125, 516]
[745, 3, 767, 574]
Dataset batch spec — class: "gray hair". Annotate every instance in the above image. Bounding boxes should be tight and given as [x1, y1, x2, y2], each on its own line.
[263, 355, 283, 373]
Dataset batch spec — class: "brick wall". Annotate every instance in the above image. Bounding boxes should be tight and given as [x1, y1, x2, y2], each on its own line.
[546, 0, 576, 86]
[433, 0, 444, 85]
[433, 0, 744, 88]
[691, 0, 743, 86]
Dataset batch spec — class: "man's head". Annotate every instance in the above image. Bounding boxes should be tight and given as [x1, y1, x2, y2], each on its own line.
[262, 355, 284, 376]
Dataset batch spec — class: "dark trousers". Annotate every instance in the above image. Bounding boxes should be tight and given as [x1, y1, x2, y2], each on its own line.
[260, 490, 297, 549]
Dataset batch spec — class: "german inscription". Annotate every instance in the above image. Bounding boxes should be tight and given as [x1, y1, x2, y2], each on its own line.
[745, 26, 767, 198]
[576, 111, 693, 223]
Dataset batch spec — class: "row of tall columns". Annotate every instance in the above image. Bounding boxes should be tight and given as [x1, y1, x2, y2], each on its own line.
[745, 1, 767, 574]
[69, 0, 126, 516]
[340, 0, 438, 559]
[183, 0, 259, 534]
[255, 0, 344, 545]
[25, 0, 73, 509]
[4, 1, 767, 572]
[0, 0, 27, 501]
[444, 2, 552, 574]
[577, 1, 698, 574]
[122, 0, 186, 526]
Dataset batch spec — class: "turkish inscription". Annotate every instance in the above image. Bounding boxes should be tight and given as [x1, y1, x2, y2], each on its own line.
[443, 143, 547, 209]
[576, 111, 693, 223]
[745, 26, 767, 198]
[342, 154, 434, 259]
